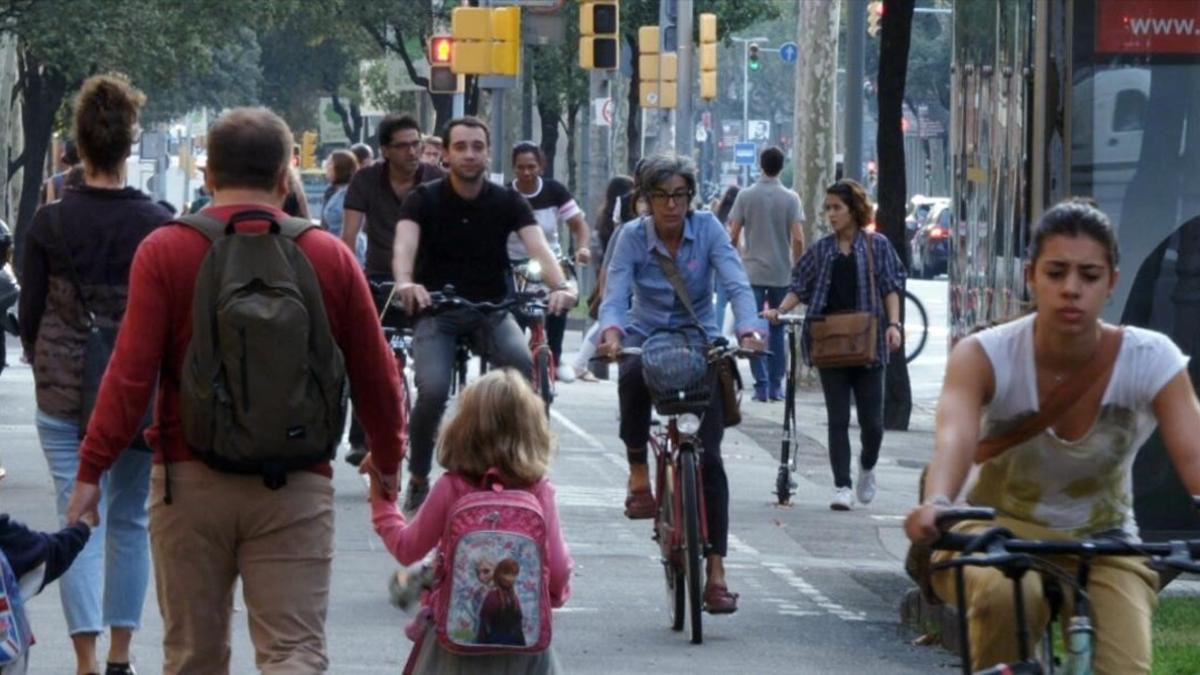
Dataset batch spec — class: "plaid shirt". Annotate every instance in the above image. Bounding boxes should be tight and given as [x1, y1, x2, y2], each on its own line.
[790, 230, 906, 366]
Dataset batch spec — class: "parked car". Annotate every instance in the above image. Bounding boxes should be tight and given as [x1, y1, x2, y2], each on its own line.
[905, 195, 950, 245]
[910, 203, 952, 278]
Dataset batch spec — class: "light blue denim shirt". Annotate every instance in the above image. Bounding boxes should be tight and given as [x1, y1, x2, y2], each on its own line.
[599, 211, 763, 340]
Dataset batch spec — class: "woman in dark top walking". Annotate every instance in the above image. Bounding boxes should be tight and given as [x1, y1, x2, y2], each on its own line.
[18, 74, 169, 675]
[763, 179, 906, 512]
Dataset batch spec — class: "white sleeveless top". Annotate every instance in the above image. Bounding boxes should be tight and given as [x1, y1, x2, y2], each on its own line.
[966, 314, 1188, 538]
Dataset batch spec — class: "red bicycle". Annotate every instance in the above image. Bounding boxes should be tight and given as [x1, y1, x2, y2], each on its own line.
[512, 256, 576, 415]
[608, 330, 757, 644]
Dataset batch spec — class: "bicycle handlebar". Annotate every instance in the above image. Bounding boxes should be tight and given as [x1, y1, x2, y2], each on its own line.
[368, 281, 547, 315]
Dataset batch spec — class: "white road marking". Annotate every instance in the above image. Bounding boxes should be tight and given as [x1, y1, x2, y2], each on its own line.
[550, 408, 608, 451]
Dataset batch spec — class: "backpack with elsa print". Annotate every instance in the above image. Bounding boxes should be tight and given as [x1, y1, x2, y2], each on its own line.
[435, 472, 552, 654]
[0, 549, 32, 668]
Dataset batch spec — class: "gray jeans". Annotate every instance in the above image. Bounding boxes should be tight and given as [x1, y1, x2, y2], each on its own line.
[409, 308, 532, 478]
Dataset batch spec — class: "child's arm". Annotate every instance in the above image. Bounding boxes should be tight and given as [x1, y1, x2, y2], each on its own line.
[0, 515, 90, 591]
[370, 475, 454, 566]
[539, 483, 573, 608]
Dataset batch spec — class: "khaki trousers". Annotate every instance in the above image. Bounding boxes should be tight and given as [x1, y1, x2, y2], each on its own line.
[149, 462, 335, 674]
[931, 516, 1158, 675]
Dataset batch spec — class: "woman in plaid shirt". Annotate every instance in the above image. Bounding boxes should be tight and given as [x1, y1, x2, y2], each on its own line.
[763, 179, 905, 511]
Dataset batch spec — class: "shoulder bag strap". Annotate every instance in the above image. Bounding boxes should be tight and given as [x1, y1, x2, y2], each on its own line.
[864, 231, 877, 313]
[46, 203, 95, 326]
[974, 326, 1125, 464]
[649, 244, 704, 330]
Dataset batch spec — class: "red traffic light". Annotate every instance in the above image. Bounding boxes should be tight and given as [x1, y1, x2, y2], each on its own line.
[429, 35, 453, 66]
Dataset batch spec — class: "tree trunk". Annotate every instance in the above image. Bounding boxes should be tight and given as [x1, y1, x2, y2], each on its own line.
[12, 46, 67, 272]
[564, 103, 579, 194]
[625, 36, 641, 174]
[330, 94, 364, 143]
[877, 0, 916, 431]
[792, 0, 841, 248]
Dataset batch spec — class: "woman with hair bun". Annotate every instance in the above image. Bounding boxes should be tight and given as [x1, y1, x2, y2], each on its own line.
[19, 73, 169, 675]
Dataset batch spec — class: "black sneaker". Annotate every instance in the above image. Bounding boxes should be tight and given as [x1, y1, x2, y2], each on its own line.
[403, 479, 430, 515]
[344, 444, 368, 467]
[106, 663, 137, 675]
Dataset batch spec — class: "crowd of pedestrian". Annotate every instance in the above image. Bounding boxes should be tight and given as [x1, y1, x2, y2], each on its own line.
[2, 70, 1198, 675]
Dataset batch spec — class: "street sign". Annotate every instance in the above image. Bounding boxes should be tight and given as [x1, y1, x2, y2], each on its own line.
[592, 97, 614, 127]
[748, 120, 771, 142]
[779, 41, 799, 64]
[734, 142, 756, 166]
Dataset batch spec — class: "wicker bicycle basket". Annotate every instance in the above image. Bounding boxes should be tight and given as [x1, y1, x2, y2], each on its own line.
[640, 330, 712, 416]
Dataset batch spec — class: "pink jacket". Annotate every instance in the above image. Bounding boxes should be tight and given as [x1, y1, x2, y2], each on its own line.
[371, 473, 573, 620]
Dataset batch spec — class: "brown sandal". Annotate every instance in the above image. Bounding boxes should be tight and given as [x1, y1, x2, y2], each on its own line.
[704, 582, 740, 614]
[624, 488, 655, 519]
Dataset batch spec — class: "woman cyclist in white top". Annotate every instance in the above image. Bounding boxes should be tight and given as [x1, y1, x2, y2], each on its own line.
[904, 199, 1200, 674]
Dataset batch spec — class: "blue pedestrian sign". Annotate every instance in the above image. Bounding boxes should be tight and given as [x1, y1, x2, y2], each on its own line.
[734, 142, 757, 166]
[779, 42, 799, 65]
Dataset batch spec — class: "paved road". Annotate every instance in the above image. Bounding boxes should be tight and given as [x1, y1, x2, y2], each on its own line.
[0, 281, 957, 673]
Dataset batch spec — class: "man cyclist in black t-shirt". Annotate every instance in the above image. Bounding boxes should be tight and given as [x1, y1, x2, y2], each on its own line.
[393, 116, 577, 512]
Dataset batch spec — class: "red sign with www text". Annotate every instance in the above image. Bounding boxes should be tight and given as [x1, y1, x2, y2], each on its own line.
[1096, 0, 1200, 54]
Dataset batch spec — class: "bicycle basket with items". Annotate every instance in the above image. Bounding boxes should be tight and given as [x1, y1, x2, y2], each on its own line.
[641, 329, 712, 417]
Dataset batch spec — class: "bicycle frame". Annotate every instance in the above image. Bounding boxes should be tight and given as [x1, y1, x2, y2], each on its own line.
[776, 317, 803, 504]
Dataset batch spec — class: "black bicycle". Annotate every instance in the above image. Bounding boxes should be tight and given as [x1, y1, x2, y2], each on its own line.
[903, 288, 929, 364]
[932, 503, 1200, 675]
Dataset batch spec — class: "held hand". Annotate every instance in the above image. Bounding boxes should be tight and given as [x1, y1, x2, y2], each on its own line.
[886, 325, 903, 352]
[396, 282, 431, 314]
[548, 289, 577, 315]
[574, 248, 592, 267]
[66, 481, 102, 527]
[760, 308, 781, 325]
[904, 503, 942, 546]
[358, 454, 399, 503]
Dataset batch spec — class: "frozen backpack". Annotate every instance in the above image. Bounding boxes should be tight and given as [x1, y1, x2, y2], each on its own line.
[0, 549, 32, 668]
[435, 472, 552, 654]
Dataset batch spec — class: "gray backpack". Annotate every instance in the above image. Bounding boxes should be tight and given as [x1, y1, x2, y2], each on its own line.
[178, 210, 347, 489]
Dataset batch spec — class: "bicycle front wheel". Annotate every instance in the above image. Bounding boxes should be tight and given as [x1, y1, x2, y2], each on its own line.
[534, 348, 553, 416]
[904, 289, 929, 364]
[680, 451, 704, 645]
[657, 455, 685, 631]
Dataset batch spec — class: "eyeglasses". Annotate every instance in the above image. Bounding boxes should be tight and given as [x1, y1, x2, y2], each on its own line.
[649, 190, 694, 206]
[386, 140, 422, 152]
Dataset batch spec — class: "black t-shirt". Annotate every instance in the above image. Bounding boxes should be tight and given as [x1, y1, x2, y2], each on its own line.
[399, 179, 537, 302]
[345, 161, 445, 276]
[824, 251, 858, 313]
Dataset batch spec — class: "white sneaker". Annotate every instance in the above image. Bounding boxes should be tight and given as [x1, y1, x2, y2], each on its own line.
[557, 367, 576, 383]
[856, 469, 877, 505]
[830, 487, 853, 511]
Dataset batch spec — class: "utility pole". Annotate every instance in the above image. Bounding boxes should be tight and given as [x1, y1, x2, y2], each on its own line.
[845, 0, 867, 181]
[655, 0, 676, 155]
[674, 0, 694, 158]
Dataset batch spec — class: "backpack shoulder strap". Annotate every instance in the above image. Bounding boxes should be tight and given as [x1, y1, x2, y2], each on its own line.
[277, 216, 316, 240]
[174, 213, 227, 243]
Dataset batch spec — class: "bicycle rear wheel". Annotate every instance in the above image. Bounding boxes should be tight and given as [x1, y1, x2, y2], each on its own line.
[680, 451, 704, 644]
[904, 289, 929, 364]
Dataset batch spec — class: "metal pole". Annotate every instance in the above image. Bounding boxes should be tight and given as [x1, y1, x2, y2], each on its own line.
[491, 88, 505, 178]
[674, 0, 694, 158]
[521, 46, 534, 140]
[845, 0, 866, 181]
[452, 93, 464, 118]
[742, 40, 749, 185]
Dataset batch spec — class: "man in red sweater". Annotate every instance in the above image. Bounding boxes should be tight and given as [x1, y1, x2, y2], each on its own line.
[65, 107, 404, 673]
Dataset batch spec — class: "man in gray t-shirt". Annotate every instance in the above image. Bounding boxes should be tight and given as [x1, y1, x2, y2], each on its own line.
[729, 146, 804, 401]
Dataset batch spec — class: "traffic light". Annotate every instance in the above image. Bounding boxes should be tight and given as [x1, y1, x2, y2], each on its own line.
[868, 1, 884, 37]
[698, 13, 717, 100]
[748, 42, 761, 71]
[451, 7, 492, 75]
[580, 0, 619, 70]
[427, 34, 462, 94]
[637, 26, 677, 109]
[300, 131, 317, 170]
